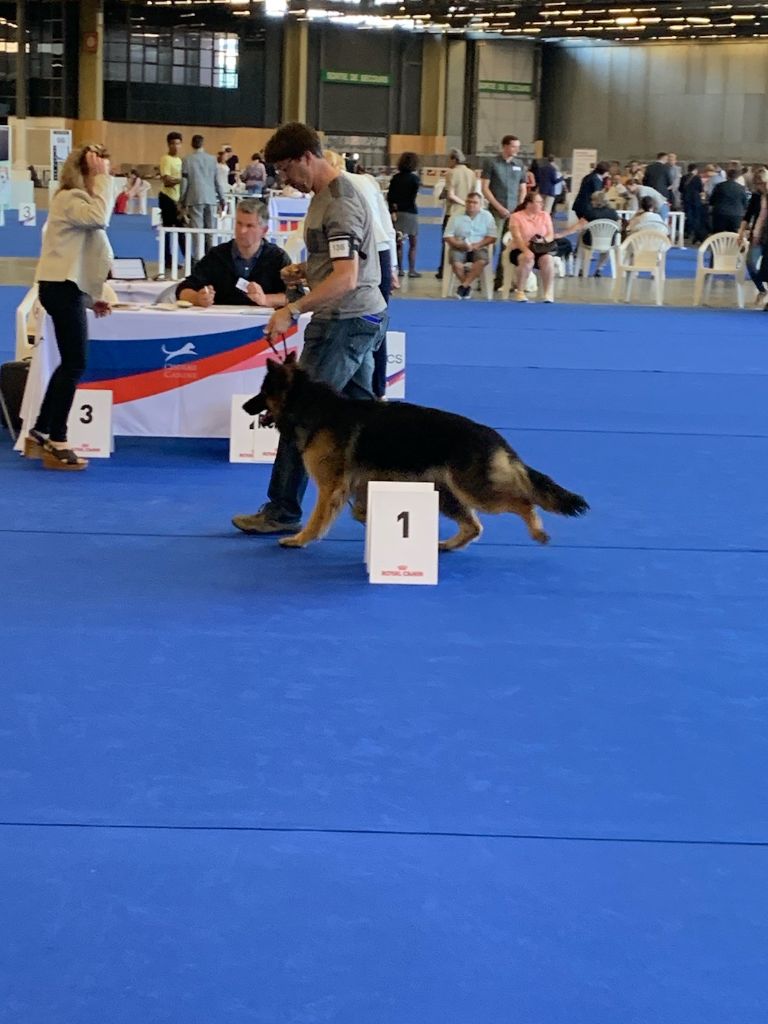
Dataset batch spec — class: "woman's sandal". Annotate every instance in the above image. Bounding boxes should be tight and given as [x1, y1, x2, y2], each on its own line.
[42, 441, 88, 471]
[23, 429, 48, 459]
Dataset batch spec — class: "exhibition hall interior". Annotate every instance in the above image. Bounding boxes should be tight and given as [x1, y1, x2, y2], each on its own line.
[1, 1, 765, 1022]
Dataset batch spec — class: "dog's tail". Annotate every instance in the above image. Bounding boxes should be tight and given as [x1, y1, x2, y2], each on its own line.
[526, 466, 590, 517]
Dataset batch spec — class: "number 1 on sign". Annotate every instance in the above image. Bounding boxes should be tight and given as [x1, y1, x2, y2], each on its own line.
[397, 510, 410, 538]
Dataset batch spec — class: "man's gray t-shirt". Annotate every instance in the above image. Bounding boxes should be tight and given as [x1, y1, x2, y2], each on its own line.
[481, 154, 524, 212]
[304, 174, 387, 321]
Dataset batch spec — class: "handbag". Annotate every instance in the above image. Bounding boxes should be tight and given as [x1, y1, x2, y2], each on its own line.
[529, 235, 557, 256]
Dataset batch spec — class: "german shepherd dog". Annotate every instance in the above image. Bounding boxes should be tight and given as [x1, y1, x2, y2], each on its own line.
[244, 353, 589, 550]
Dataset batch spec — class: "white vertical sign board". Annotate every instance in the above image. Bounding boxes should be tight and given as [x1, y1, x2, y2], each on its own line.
[50, 130, 73, 183]
[366, 481, 439, 586]
[151, 207, 162, 227]
[229, 394, 279, 464]
[570, 148, 598, 192]
[66, 389, 113, 458]
[18, 202, 37, 226]
[386, 331, 406, 400]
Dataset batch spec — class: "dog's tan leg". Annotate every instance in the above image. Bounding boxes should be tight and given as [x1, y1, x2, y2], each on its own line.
[280, 431, 348, 548]
[514, 500, 550, 545]
[349, 484, 368, 525]
[438, 488, 483, 551]
[280, 483, 347, 547]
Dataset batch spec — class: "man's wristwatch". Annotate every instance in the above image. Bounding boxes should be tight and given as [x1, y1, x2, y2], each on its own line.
[286, 302, 302, 322]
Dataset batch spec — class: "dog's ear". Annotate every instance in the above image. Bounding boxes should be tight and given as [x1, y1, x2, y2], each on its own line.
[266, 357, 278, 370]
[284, 351, 298, 365]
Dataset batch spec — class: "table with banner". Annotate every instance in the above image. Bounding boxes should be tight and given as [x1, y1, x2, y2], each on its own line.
[16, 306, 308, 446]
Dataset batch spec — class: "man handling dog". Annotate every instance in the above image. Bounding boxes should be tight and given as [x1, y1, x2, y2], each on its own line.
[232, 122, 388, 535]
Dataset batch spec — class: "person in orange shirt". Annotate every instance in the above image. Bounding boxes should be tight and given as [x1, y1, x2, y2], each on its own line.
[507, 192, 557, 303]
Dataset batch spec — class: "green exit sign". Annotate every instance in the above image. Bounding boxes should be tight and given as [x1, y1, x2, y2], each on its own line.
[478, 80, 532, 96]
[321, 70, 391, 86]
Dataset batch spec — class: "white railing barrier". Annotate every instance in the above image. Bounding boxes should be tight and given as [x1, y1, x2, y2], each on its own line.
[156, 225, 235, 280]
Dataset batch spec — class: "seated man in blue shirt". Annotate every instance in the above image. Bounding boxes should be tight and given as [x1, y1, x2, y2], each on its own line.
[176, 197, 290, 308]
[443, 192, 497, 299]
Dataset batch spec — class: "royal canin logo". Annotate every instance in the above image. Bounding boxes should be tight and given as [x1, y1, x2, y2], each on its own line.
[381, 563, 424, 578]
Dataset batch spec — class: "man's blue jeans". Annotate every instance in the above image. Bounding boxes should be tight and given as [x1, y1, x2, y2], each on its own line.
[265, 313, 388, 522]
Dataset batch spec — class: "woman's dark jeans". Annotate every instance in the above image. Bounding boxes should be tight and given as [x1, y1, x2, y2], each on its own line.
[34, 281, 89, 442]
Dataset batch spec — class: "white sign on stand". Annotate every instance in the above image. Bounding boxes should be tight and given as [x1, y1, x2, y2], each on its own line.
[366, 481, 439, 585]
[66, 389, 113, 458]
[229, 394, 279, 463]
[18, 202, 36, 227]
[50, 129, 72, 184]
[386, 331, 406, 399]
[570, 148, 599, 192]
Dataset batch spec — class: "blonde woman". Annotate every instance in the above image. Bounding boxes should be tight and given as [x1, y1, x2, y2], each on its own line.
[25, 144, 113, 471]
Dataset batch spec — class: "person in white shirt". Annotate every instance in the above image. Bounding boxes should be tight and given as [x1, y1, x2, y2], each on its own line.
[443, 192, 497, 299]
[325, 150, 398, 396]
[25, 145, 114, 471]
[625, 180, 669, 218]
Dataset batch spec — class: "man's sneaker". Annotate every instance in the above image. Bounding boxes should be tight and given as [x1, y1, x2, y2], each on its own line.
[457, 285, 470, 299]
[514, 290, 529, 302]
[232, 508, 301, 534]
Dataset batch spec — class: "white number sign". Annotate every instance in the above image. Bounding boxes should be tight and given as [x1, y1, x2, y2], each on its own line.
[66, 389, 113, 458]
[366, 481, 439, 585]
[229, 393, 279, 463]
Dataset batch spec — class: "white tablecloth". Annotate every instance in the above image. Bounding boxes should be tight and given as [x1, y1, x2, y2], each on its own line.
[16, 306, 308, 446]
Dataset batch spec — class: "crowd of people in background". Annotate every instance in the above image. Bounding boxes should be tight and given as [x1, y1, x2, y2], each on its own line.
[54, 130, 768, 301]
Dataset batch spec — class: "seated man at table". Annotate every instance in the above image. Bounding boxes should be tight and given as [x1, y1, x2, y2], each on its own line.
[175, 197, 290, 308]
[443, 192, 497, 299]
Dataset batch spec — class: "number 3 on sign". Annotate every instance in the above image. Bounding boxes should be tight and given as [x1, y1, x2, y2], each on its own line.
[366, 482, 439, 586]
[66, 389, 113, 458]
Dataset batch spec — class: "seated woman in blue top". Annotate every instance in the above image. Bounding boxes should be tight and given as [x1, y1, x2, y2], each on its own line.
[626, 195, 669, 236]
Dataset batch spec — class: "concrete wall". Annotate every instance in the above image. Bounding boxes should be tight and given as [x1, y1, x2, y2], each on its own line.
[540, 39, 768, 164]
[475, 40, 536, 156]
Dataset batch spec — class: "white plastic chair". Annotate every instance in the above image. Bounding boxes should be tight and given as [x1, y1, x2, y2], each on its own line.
[441, 241, 494, 301]
[612, 229, 671, 306]
[573, 218, 621, 277]
[280, 229, 306, 264]
[693, 232, 747, 309]
[500, 232, 542, 300]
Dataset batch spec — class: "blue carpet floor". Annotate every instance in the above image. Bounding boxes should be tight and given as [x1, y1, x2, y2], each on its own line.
[1, 297, 766, 1022]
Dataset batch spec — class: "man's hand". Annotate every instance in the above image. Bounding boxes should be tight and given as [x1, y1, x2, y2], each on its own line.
[245, 281, 267, 306]
[280, 262, 307, 287]
[195, 285, 215, 308]
[265, 305, 293, 340]
[93, 300, 111, 318]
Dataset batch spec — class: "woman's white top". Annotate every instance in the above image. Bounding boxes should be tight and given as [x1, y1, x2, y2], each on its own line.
[35, 174, 114, 302]
[216, 162, 230, 196]
[343, 171, 397, 266]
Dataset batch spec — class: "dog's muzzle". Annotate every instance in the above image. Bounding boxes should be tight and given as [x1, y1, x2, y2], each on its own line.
[242, 393, 266, 416]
